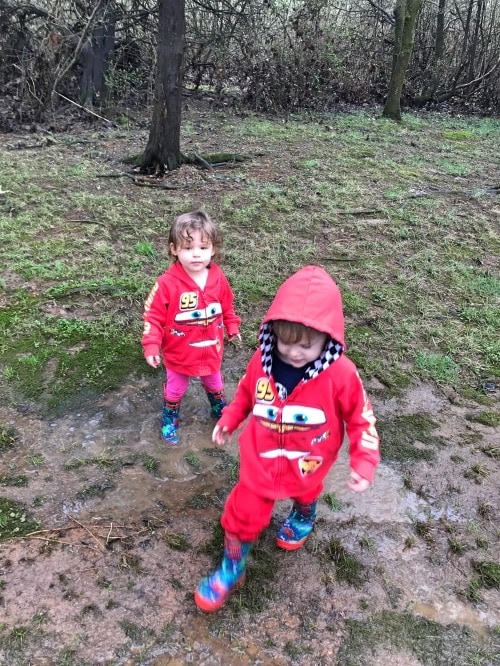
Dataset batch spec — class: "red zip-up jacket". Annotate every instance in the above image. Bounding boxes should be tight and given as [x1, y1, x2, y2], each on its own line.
[141, 261, 241, 376]
[217, 265, 380, 499]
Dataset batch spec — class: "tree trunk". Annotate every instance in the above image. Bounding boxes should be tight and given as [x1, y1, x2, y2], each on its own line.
[435, 0, 445, 60]
[141, 0, 186, 174]
[415, 0, 445, 105]
[79, 3, 116, 108]
[382, 0, 421, 121]
[467, 0, 483, 82]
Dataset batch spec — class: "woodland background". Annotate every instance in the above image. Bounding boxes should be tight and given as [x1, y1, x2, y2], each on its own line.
[1, 0, 499, 133]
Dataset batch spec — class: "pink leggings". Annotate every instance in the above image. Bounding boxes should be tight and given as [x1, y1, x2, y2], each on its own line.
[164, 367, 223, 402]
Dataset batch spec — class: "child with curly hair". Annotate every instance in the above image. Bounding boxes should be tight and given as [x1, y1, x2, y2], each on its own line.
[141, 210, 241, 445]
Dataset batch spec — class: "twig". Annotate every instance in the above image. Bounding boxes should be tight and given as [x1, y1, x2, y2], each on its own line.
[106, 522, 113, 546]
[21, 536, 78, 547]
[53, 91, 114, 124]
[97, 173, 132, 178]
[67, 515, 107, 552]
[23, 526, 80, 537]
[323, 257, 357, 262]
[342, 208, 384, 215]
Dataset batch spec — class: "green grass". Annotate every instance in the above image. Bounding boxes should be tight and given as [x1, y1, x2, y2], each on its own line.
[184, 451, 203, 471]
[0, 425, 18, 451]
[0, 109, 498, 415]
[0, 497, 40, 540]
[164, 530, 191, 552]
[319, 537, 366, 587]
[466, 411, 500, 427]
[337, 611, 497, 666]
[321, 492, 343, 511]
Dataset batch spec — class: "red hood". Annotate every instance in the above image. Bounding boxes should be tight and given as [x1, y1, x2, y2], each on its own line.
[263, 265, 345, 347]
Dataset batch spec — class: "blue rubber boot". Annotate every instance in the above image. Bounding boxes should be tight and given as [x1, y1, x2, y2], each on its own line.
[205, 388, 227, 420]
[195, 533, 252, 612]
[276, 501, 317, 551]
[161, 399, 181, 445]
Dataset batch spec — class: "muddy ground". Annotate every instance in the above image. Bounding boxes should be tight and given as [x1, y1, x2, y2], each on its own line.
[0, 342, 499, 665]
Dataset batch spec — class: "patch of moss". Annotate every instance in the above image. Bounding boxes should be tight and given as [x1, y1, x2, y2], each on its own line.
[461, 386, 493, 406]
[337, 611, 496, 666]
[377, 413, 444, 463]
[0, 294, 40, 327]
[44, 339, 144, 415]
[0, 497, 40, 540]
[378, 367, 413, 391]
[0, 320, 144, 417]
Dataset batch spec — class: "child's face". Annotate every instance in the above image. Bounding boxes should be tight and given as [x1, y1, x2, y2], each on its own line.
[276, 331, 328, 368]
[170, 229, 214, 277]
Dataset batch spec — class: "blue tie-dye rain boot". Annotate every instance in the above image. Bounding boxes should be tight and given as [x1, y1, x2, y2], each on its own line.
[194, 533, 252, 612]
[205, 388, 227, 420]
[276, 501, 317, 550]
[161, 399, 181, 445]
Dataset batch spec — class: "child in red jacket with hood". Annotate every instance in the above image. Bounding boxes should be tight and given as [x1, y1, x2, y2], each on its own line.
[194, 265, 380, 612]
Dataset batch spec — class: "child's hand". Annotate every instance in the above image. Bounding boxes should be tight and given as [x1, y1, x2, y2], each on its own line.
[212, 424, 231, 446]
[347, 470, 370, 493]
[145, 355, 162, 369]
[228, 333, 242, 343]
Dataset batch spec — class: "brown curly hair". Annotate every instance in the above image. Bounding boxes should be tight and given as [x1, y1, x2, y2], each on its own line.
[168, 210, 222, 263]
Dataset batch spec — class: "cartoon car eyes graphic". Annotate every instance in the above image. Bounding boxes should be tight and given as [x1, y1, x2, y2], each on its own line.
[206, 302, 223, 317]
[174, 302, 223, 323]
[178, 309, 204, 322]
[253, 404, 280, 421]
[253, 404, 326, 428]
[281, 406, 326, 426]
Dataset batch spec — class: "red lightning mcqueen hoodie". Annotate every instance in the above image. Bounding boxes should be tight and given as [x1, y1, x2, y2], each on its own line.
[217, 265, 380, 499]
[141, 261, 241, 376]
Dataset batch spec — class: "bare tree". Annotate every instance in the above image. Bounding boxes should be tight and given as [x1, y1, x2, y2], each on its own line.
[383, 0, 422, 120]
[140, 0, 185, 173]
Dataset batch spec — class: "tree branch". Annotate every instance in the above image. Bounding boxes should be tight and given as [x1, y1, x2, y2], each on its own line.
[365, 0, 395, 25]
